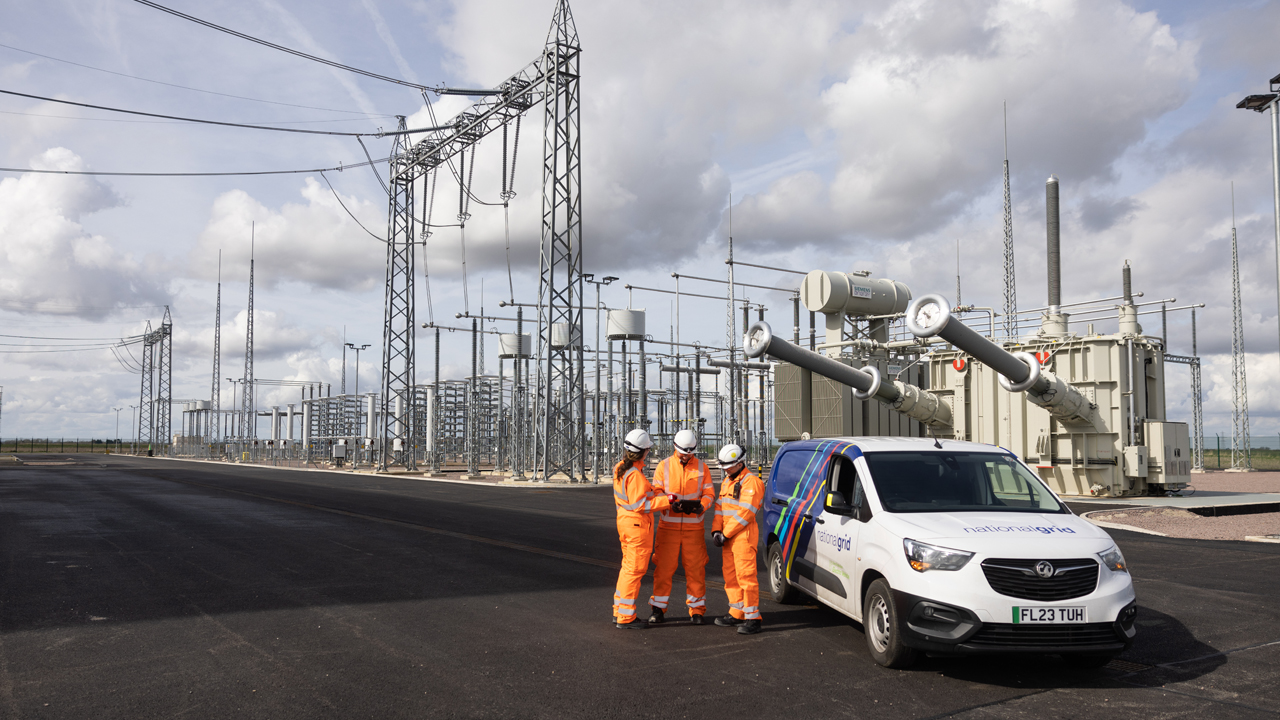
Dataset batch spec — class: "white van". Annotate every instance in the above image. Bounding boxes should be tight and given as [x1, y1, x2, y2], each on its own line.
[762, 437, 1137, 668]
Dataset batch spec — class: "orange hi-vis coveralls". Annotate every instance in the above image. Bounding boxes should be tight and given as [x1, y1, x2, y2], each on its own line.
[613, 460, 671, 624]
[713, 469, 764, 621]
[649, 453, 715, 615]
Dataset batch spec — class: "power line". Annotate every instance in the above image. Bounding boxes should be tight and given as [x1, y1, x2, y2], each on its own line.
[0, 333, 146, 340]
[0, 88, 411, 137]
[0, 109, 391, 126]
[0, 42, 393, 117]
[132, 0, 430, 92]
[0, 155, 388, 178]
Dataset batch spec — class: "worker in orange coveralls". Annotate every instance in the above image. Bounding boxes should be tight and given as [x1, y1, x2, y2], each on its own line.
[647, 429, 715, 625]
[613, 428, 675, 629]
[712, 443, 764, 635]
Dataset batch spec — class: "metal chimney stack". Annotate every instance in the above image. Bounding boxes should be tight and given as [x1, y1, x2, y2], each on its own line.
[1041, 175, 1069, 336]
[1118, 260, 1142, 335]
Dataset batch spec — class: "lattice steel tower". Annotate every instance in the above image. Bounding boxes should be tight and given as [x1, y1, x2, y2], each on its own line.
[534, 0, 585, 480]
[1002, 103, 1017, 340]
[376, 0, 578, 474]
[211, 252, 221, 442]
[1229, 193, 1252, 469]
[241, 235, 255, 440]
[1191, 308, 1204, 471]
[157, 306, 172, 447]
[380, 116, 417, 469]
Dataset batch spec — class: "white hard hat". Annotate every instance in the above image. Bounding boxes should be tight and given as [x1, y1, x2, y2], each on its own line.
[673, 429, 698, 455]
[624, 429, 653, 452]
[718, 444, 745, 466]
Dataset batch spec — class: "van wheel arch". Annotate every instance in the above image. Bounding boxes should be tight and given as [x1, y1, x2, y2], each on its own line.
[859, 569, 886, 616]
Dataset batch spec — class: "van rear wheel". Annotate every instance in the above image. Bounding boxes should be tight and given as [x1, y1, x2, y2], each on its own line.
[863, 579, 919, 669]
[767, 543, 799, 604]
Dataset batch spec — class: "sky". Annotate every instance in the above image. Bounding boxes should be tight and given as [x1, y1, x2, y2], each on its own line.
[1, 0, 1279, 442]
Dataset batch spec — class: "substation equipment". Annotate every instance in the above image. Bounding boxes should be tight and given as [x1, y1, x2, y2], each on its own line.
[750, 179, 1193, 498]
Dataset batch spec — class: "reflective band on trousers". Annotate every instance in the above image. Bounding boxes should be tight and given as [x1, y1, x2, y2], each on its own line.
[743, 606, 760, 620]
[651, 595, 670, 609]
[687, 594, 705, 608]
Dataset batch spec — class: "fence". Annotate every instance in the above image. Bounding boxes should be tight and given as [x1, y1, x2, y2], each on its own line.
[1, 439, 130, 453]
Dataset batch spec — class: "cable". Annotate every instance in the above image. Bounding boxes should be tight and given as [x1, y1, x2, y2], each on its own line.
[0, 88, 397, 137]
[0, 109, 386, 126]
[319, 171, 382, 241]
[0, 332, 146, 340]
[0, 155, 388, 178]
[0, 42, 392, 117]
[356, 136, 389, 195]
[132, 0, 430, 92]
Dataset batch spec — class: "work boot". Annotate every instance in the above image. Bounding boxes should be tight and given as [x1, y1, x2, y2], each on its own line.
[616, 620, 647, 630]
[689, 614, 704, 625]
[737, 620, 762, 635]
[647, 607, 665, 624]
[714, 614, 743, 627]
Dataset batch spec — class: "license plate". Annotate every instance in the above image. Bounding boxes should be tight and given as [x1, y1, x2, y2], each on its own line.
[1012, 606, 1087, 624]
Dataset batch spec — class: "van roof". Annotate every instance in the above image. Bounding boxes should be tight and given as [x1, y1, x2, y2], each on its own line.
[779, 437, 1009, 454]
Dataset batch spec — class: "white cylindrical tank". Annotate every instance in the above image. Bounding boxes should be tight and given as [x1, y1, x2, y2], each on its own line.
[606, 309, 645, 340]
[195, 400, 211, 411]
[800, 271, 911, 318]
[498, 333, 532, 358]
[551, 322, 582, 348]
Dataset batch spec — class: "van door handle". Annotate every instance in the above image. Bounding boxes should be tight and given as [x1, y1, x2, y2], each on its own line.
[772, 498, 789, 507]
[804, 513, 825, 524]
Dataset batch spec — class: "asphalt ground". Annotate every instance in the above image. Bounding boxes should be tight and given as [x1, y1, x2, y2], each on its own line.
[2, 457, 1279, 719]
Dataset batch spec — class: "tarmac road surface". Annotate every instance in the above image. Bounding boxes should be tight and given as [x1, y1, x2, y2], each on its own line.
[1, 456, 1278, 719]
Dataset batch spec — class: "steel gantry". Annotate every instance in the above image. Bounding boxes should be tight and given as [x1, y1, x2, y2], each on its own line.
[378, 0, 582, 477]
[137, 307, 173, 450]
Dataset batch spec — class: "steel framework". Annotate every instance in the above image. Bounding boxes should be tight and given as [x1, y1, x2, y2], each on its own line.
[534, 0, 584, 480]
[210, 254, 221, 442]
[1230, 218, 1252, 469]
[240, 239, 255, 440]
[377, 0, 580, 478]
[136, 309, 173, 449]
[1001, 105, 1017, 339]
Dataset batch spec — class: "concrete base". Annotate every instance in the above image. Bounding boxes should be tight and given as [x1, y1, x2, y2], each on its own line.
[1225, 467, 1257, 473]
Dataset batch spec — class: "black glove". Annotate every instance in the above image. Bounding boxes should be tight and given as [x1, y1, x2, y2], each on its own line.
[683, 500, 703, 514]
[712, 531, 725, 547]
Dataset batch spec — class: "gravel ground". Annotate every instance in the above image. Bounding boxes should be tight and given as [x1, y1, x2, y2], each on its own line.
[1088, 506, 1280, 541]
[1186, 470, 1280, 494]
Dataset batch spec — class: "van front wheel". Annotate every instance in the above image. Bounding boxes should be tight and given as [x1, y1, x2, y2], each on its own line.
[767, 543, 799, 604]
[863, 579, 919, 669]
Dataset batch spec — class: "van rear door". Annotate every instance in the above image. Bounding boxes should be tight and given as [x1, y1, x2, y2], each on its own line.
[769, 443, 850, 603]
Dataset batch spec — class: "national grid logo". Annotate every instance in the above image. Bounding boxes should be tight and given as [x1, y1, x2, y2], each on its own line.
[816, 528, 852, 551]
[964, 525, 1077, 535]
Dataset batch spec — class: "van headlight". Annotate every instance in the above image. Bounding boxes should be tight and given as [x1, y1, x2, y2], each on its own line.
[1097, 546, 1128, 573]
[903, 538, 974, 572]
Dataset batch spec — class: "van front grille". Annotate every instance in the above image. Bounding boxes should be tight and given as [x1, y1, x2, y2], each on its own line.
[981, 558, 1099, 601]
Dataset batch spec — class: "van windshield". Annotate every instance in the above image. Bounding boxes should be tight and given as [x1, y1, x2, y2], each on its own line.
[862, 451, 1065, 514]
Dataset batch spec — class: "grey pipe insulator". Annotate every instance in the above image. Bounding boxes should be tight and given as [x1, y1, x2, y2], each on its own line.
[661, 365, 720, 376]
[1122, 261, 1133, 305]
[746, 322, 898, 406]
[1046, 176, 1061, 310]
[908, 294, 1043, 390]
[707, 358, 772, 370]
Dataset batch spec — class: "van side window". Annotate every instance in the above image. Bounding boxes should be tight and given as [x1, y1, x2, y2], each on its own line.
[771, 450, 812, 497]
[829, 456, 857, 502]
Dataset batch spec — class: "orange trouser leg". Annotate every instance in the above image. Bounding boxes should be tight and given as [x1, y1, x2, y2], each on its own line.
[681, 530, 708, 614]
[650, 527, 708, 613]
[650, 527, 681, 610]
[725, 530, 761, 621]
[722, 543, 745, 620]
[614, 518, 652, 622]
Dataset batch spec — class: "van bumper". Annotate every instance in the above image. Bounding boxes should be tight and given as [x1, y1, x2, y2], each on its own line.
[892, 590, 1137, 655]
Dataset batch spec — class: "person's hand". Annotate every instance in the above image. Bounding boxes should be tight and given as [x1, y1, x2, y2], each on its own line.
[712, 532, 725, 547]
[668, 494, 679, 505]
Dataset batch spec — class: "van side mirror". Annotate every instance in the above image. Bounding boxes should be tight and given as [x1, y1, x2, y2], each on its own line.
[825, 491, 852, 515]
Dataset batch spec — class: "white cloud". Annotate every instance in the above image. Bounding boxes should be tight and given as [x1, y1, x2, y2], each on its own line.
[0, 148, 168, 318]
[190, 178, 386, 291]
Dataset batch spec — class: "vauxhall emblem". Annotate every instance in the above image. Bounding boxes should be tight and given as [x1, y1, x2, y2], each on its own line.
[1035, 561, 1055, 578]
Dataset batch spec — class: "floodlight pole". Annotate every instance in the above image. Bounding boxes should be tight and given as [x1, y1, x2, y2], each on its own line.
[1238, 77, 1280, 370]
